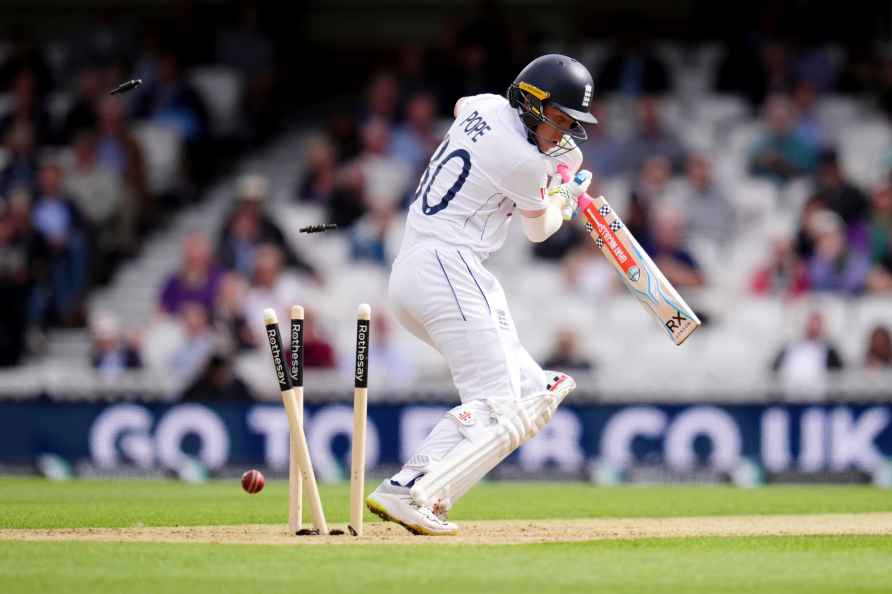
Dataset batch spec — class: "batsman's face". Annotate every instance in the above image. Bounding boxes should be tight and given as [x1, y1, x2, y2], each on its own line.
[535, 105, 575, 152]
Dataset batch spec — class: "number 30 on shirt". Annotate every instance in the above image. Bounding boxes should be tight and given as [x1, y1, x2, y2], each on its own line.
[415, 138, 471, 216]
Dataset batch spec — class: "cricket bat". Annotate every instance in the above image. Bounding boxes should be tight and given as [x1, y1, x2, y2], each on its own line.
[556, 163, 701, 345]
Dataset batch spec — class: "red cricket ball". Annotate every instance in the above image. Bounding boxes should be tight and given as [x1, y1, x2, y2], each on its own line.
[241, 469, 265, 494]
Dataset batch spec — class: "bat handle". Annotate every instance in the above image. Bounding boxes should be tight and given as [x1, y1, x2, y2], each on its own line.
[556, 163, 594, 211]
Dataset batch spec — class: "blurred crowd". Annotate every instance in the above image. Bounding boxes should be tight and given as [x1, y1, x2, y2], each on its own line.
[292, 26, 892, 299]
[3, 4, 892, 401]
[0, 4, 282, 367]
[93, 171, 427, 400]
[286, 17, 892, 389]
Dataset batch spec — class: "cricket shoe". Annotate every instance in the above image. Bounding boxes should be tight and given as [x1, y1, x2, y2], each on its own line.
[366, 480, 458, 536]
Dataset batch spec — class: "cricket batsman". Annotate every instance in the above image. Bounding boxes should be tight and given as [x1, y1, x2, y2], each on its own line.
[366, 54, 597, 535]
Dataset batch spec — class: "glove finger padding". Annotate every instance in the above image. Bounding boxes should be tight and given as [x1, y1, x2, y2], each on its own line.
[549, 169, 592, 220]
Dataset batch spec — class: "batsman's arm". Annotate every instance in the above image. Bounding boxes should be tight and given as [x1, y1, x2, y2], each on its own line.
[519, 202, 563, 243]
[519, 169, 592, 242]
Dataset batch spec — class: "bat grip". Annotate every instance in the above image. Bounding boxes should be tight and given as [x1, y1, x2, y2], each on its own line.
[555, 163, 593, 212]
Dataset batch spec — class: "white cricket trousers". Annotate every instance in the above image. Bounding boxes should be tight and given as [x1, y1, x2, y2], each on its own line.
[388, 243, 547, 404]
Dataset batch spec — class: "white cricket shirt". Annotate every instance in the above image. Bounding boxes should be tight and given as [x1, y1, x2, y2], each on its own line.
[399, 93, 582, 260]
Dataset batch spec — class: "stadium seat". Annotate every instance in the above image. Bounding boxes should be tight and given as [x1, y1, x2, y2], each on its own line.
[133, 122, 184, 195]
[730, 178, 778, 224]
[779, 178, 814, 217]
[816, 95, 860, 143]
[189, 67, 244, 137]
[693, 95, 749, 130]
[839, 119, 892, 189]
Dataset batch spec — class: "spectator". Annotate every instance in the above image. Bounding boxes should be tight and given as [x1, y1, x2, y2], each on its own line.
[159, 231, 224, 316]
[0, 122, 39, 196]
[131, 48, 209, 144]
[813, 148, 870, 230]
[395, 45, 430, 106]
[218, 173, 319, 280]
[89, 312, 141, 381]
[760, 41, 796, 98]
[241, 244, 304, 347]
[97, 96, 151, 235]
[649, 207, 705, 288]
[182, 353, 252, 401]
[349, 200, 398, 267]
[667, 154, 736, 246]
[355, 117, 412, 212]
[579, 101, 625, 179]
[326, 112, 360, 163]
[5, 189, 48, 325]
[596, 34, 670, 96]
[365, 313, 415, 387]
[390, 91, 442, 175]
[749, 95, 819, 184]
[0, 38, 53, 104]
[213, 272, 253, 352]
[794, 194, 827, 260]
[867, 184, 892, 292]
[627, 155, 672, 249]
[30, 158, 90, 326]
[806, 210, 870, 294]
[0, 69, 51, 146]
[130, 48, 211, 183]
[453, 35, 496, 99]
[216, 3, 278, 141]
[0, 198, 43, 365]
[791, 80, 826, 150]
[65, 130, 122, 231]
[296, 136, 337, 204]
[129, 27, 163, 103]
[327, 118, 412, 230]
[772, 311, 843, 397]
[169, 302, 218, 387]
[865, 326, 892, 368]
[327, 162, 367, 229]
[751, 231, 809, 297]
[64, 130, 126, 279]
[59, 65, 103, 144]
[869, 183, 892, 262]
[302, 311, 337, 369]
[360, 72, 399, 125]
[868, 244, 892, 293]
[543, 328, 594, 372]
[427, 23, 466, 114]
[793, 44, 838, 95]
[622, 97, 687, 174]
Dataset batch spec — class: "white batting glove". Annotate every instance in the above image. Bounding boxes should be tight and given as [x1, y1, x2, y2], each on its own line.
[548, 169, 592, 220]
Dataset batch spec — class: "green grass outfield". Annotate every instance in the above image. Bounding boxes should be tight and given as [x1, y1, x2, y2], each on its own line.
[2, 478, 892, 593]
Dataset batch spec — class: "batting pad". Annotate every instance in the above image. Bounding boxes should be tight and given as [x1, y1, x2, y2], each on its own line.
[410, 373, 575, 509]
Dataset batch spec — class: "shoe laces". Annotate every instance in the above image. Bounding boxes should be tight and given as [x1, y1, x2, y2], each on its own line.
[410, 501, 449, 526]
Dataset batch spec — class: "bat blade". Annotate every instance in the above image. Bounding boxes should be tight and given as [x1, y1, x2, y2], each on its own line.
[557, 164, 701, 345]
